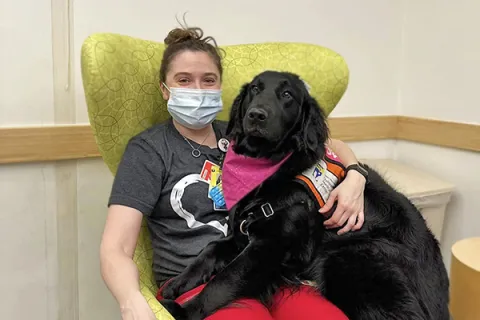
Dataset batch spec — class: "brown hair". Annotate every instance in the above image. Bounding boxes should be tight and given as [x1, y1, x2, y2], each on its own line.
[159, 22, 223, 83]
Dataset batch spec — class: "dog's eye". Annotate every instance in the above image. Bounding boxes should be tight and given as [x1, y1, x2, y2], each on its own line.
[282, 91, 292, 98]
[250, 85, 260, 94]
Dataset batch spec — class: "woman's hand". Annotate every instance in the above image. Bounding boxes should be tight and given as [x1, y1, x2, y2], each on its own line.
[319, 170, 366, 235]
[121, 291, 157, 320]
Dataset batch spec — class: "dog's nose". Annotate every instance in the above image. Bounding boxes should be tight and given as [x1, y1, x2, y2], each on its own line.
[247, 108, 267, 122]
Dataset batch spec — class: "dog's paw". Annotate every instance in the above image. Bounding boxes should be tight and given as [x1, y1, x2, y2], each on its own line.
[160, 299, 187, 320]
[161, 281, 180, 300]
[162, 275, 203, 300]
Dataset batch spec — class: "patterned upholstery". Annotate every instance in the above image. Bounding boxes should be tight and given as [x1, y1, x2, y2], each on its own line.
[80, 32, 349, 319]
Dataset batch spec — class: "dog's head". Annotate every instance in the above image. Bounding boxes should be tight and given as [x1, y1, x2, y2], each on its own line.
[226, 71, 329, 161]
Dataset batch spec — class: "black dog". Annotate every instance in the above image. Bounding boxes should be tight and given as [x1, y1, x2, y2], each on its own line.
[160, 71, 450, 319]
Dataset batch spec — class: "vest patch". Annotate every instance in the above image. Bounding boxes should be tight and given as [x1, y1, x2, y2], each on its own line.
[295, 148, 346, 210]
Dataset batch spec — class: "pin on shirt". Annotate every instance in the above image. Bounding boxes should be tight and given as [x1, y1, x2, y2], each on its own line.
[218, 138, 229, 153]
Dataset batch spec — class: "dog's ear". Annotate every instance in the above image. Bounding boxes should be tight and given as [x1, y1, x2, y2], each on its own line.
[226, 83, 249, 139]
[297, 95, 330, 157]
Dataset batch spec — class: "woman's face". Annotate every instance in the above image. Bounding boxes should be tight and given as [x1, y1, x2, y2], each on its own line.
[161, 50, 221, 100]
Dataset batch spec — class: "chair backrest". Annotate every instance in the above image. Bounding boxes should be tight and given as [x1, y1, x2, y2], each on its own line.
[81, 33, 349, 174]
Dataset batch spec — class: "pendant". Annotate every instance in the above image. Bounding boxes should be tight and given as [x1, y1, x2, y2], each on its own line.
[192, 149, 202, 158]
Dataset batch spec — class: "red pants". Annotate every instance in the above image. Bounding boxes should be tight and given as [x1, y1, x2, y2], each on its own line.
[157, 282, 348, 320]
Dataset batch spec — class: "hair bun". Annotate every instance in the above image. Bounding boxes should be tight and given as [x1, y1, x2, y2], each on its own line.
[164, 27, 203, 46]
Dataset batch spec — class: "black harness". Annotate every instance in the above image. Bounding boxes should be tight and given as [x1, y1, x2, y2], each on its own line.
[235, 154, 346, 239]
[238, 202, 276, 237]
[236, 194, 307, 239]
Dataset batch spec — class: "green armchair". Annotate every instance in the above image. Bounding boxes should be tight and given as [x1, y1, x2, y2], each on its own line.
[80, 32, 349, 319]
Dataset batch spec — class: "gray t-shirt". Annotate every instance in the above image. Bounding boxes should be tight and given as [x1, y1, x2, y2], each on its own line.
[108, 119, 229, 286]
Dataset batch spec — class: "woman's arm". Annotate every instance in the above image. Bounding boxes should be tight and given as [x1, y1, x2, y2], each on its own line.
[100, 204, 156, 319]
[100, 136, 164, 319]
[327, 138, 362, 167]
[319, 138, 366, 235]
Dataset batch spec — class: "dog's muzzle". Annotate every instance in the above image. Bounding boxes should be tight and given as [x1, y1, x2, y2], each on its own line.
[244, 106, 270, 133]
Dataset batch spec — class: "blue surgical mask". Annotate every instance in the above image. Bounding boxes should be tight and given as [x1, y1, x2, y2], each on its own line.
[163, 83, 223, 130]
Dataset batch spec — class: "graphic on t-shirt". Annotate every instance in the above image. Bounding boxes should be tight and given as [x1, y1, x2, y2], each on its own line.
[170, 173, 228, 236]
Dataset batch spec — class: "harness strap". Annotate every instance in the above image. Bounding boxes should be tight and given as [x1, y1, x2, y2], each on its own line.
[239, 202, 278, 237]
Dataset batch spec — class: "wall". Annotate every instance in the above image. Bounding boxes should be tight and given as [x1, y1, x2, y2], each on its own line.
[0, 1, 57, 319]
[397, 0, 480, 269]
[0, 0, 55, 125]
[73, 0, 404, 122]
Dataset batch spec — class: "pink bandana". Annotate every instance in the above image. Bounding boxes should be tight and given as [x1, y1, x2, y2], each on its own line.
[221, 142, 292, 210]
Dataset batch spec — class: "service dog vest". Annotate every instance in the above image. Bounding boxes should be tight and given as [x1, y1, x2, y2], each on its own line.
[294, 147, 346, 211]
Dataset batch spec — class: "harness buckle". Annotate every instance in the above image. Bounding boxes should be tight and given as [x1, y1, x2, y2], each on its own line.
[261, 203, 274, 218]
[239, 220, 249, 236]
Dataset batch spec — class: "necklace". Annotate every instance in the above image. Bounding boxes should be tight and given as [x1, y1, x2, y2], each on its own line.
[182, 130, 211, 158]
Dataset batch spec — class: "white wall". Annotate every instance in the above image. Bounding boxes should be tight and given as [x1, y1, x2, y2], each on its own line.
[400, 0, 480, 123]
[0, 0, 54, 126]
[0, 1, 57, 319]
[73, 0, 404, 122]
[396, 0, 480, 269]
[1, 0, 478, 319]
[0, 163, 57, 319]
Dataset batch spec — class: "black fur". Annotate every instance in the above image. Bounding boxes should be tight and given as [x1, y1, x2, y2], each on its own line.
[160, 71, 450, 320]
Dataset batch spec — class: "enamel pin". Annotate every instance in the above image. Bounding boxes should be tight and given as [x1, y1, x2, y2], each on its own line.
[218, 138, 229, 153]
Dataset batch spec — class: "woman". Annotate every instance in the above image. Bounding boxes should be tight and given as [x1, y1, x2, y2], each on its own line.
[101, 25, 367, 320]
